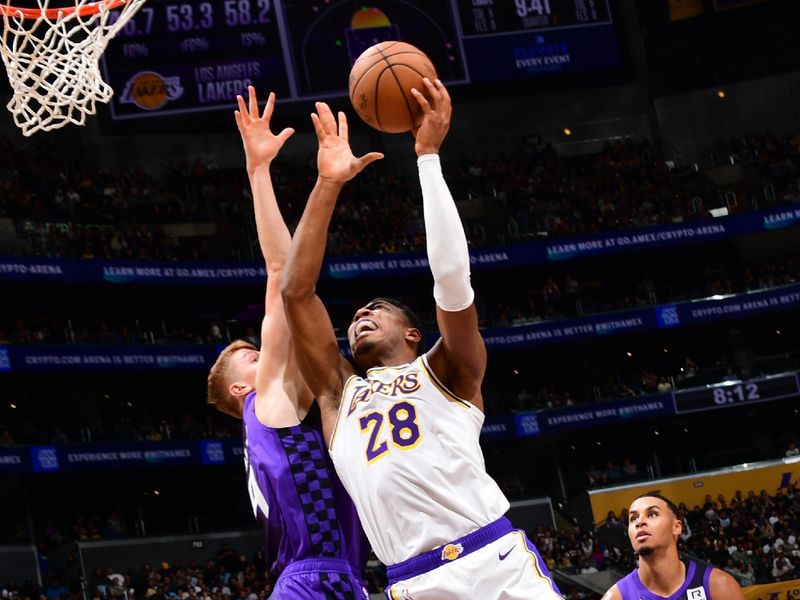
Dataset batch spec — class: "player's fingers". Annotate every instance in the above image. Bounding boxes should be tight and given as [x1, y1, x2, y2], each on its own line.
[338, 111, 348, 142]
[236, 95, 249, 124]
[234, 111, 244, 133]
[248, 85, 259, 120]
[421, 77, 440, 107]
[435, 79, 451, 106]
[359, 152, 384, 167]
[262, 91, 275, 122]
[316, 102, 337, 134]
[277, 127, 295, 144]
[310, 112, 325, 139]
[410, 88, 431, 113]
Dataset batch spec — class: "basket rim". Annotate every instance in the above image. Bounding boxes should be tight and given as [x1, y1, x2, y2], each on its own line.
[0, 0, 129, 20]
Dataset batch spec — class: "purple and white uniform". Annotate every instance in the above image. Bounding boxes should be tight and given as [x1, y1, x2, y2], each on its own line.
[243, 392, 368, 599]
[616, 560, 713, 600]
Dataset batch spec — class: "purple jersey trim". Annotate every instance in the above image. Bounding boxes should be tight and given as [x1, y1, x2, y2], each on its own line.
[521, 530, 562, 596]
[387, 517, 513, 582]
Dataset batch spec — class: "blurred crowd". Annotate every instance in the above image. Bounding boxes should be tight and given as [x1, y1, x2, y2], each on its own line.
[1, 133, 799, 261]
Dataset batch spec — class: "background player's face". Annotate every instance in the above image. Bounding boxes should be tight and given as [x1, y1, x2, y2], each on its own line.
[627, 497, 681, 556]
[348, 300, 417, 366]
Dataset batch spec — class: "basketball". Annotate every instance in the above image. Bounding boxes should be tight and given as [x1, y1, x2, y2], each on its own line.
[348, 41, 438, 134]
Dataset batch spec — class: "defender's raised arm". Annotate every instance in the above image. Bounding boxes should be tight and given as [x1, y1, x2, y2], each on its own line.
[281, 102, 383, 442]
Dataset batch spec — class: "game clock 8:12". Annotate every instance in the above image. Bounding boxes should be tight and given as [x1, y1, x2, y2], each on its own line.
[672, 373, 800, 414]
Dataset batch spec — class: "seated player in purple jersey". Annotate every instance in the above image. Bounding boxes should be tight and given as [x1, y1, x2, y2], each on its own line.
[206, 87, 368, 600]
[603, 494, 744, 600]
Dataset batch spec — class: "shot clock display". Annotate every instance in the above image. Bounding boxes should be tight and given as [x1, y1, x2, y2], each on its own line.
[672, 373, 800, 414]
[101, 0, 623, 120]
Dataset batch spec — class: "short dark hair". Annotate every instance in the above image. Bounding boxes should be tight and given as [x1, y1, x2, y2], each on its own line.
[633, 493, 681, 520]
[369, 297, 425, 354]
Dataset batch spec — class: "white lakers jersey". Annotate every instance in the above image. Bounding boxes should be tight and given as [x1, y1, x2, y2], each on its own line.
[328, 353, 510, 566]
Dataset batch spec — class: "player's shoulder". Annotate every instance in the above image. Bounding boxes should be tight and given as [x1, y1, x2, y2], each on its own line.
[708, 566, 746, 599]
[601, 584, 622, 600]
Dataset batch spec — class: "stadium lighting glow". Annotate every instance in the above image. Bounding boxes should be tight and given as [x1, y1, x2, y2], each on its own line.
[9, 403, 16, 409]
[626, 351, 633, 357]
[717, 90, 726, 98]
[563, 127, 572, 136]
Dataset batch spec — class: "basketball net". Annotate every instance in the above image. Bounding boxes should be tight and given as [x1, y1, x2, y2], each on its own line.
[0, 0, 145, 136]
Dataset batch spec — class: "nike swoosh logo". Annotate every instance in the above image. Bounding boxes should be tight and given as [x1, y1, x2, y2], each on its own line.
[498, 546, 516, 561]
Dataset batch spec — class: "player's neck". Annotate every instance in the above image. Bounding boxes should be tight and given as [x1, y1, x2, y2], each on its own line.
[364, 348, 417, 370]
[637, 549, 685, 596]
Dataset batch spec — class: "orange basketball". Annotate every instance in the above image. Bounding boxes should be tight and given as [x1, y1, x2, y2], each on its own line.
[348, 41, 438, 134]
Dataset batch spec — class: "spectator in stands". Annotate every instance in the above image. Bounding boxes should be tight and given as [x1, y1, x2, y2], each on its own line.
[563, 275, 581, 315]
[622, 458, 639, 481]
[771, 551, 793, 580]
[542, 277, 562, 316]
[0, 429, 14, 445]
[606, 511, 622, 528]
[785, 441, 800, 457]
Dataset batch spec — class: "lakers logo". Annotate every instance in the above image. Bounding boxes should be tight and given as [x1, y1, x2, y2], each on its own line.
[440, 543, 463, 561]
[120, 71, 184, 111]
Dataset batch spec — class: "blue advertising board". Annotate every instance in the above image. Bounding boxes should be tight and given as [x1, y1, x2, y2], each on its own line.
[1, 345, 222, 372]
[3, 371, 800, 473]
[2, 282, 800, 373]
[3, 206, 799, 284]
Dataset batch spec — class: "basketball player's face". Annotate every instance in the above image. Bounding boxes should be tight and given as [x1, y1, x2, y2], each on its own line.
[230, 348, 259, 389]
[348, 301, 409, 362]
[627, 497, 680, 556]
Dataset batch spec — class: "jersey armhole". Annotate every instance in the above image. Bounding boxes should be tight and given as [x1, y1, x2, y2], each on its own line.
[418, 354, 477, 411]
[329, 374, 358, 452]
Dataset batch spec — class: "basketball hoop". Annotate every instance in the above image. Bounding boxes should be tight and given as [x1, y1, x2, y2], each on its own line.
[0, 0, 146, 136]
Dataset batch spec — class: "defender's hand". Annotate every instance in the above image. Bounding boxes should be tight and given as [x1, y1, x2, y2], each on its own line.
[312, 102, 383, 184]
[411, 78, 451, 156]
[235, 87, 294, 174]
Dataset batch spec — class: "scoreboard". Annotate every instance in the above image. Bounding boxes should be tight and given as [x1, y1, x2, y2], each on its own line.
[102, 0, 622, 120]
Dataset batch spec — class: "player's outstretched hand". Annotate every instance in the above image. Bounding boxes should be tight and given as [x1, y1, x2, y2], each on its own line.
[235, 86, 295, 175]
[312, 102, 384, 184]
[411, 78, 451, 157]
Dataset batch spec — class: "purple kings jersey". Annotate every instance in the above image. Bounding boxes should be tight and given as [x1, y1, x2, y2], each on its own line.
[242, 392, 367, 578]
[617, 560, 713, 600]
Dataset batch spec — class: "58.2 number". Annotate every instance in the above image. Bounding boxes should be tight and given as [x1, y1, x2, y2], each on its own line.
[224, 0, 272, 27]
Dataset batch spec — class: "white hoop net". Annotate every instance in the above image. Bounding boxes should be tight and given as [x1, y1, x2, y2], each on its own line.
[0, 0, 146, 136]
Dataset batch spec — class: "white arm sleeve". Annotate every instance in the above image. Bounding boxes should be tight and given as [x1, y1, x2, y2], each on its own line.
[418, 154, 475, 312]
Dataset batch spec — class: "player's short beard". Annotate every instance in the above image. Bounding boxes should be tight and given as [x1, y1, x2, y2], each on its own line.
[637, 546, 655, 557]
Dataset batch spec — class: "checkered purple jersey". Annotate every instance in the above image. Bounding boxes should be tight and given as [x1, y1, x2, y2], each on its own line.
[242, 392, 367, 579]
